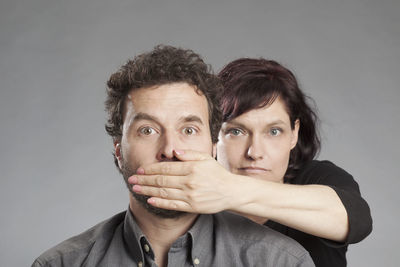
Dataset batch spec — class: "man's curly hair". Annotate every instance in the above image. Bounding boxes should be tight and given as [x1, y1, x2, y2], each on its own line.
[105, 45, 222, 166]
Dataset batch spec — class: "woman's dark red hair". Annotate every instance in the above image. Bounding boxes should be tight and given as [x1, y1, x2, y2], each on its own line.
[218, 58, 320, 180]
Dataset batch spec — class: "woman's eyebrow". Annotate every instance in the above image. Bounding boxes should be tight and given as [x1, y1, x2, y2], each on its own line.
[226, 119, 286, 128]
[266, 119, 287, 126]
[224, 121, 247, 129]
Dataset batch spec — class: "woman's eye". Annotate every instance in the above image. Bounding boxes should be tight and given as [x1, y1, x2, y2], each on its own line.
[139, 127, 156, 135]
[270, 128, 282, 136]
[228, 128, 243, 136]
[183, 127, 197, 136]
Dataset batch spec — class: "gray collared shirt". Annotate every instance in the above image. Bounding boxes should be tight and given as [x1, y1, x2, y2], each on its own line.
[32, 210, 314, 267]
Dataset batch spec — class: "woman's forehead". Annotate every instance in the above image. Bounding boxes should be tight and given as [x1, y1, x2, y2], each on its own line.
[229, 98, 291, 125]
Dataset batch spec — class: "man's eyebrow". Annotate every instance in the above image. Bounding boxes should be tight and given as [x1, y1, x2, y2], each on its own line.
[130, 112, 159, 124]
[128, 113, 204, 126]
[179, 115, 204, 125]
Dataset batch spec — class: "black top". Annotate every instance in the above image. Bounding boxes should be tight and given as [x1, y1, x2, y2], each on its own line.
[32, 209, 314, 267]
[265, 160, 372, 267]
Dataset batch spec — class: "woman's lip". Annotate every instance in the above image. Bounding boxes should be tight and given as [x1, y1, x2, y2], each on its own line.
[239, 167, 270, 173]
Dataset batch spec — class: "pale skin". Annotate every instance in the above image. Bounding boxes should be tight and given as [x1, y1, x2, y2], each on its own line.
[115, 82, 216, 267]
[129, 98, 349, 242]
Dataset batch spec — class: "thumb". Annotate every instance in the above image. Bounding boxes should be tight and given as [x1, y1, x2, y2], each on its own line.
[173, 149, 212, 161]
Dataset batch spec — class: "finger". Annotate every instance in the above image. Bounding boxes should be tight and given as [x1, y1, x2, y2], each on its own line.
[147, 197, 193, 212]
[173, 149, 213, 162]
[128, 175, 185, 189]
[132, 184, 184, 201]
[138, 161, 192, 175]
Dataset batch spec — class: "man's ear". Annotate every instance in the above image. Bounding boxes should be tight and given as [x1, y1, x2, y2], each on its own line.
[212, 143, 217, 159]
[114, 141, 122, 169]
[290, 119, 300, 150]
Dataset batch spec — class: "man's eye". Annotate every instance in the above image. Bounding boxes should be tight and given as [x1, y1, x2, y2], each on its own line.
[139, 127, 156, 135]
[228, 128, 243, 136]
[270, 128, 282, 136]
[183, 127, 197, 136]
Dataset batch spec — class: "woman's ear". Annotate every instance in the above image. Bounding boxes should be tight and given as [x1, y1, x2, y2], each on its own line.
[291, 119, 300, 149]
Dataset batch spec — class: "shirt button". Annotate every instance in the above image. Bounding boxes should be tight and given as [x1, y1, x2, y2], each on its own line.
[144, 244, 150, 253]
[193, 258, 200, 265]
[138, 261, 143, 267]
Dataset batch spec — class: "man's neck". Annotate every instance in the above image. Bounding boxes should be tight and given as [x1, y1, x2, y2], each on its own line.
[129, 196, 198, 267]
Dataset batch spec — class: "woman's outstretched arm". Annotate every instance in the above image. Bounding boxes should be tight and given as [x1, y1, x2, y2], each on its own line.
[129, 149, 371, 243]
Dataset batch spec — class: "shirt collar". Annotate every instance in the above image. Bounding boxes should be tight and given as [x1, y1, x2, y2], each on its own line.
[123, 209, 214, 266]
[123, 208, 146, 263]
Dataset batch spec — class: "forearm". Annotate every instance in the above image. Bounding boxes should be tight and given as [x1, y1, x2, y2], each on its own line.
[230, 176, 349, 242]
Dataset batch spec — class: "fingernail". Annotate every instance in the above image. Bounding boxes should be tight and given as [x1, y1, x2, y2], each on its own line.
[147, 198, 155, 204]
[132, 185, 141, 192]
[136, 167, 145, 174]
[129, 176, 138, 184]
[174, 149, 184, 155]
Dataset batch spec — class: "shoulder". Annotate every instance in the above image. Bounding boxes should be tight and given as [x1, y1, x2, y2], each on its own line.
[214, 212, 313, 264]
[299, 160, 351, 178]
[293, 160, 356, 187]
[32, 211, 126, 266]
[295, 161, 373, 244]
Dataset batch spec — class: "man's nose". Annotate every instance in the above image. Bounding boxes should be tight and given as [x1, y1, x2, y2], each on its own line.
[156, 131, 179, 161]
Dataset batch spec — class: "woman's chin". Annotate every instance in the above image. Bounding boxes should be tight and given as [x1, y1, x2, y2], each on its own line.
[238, 169, 283, 183]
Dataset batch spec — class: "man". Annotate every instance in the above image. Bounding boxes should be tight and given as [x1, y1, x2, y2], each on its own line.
[32, 45, 314, 266]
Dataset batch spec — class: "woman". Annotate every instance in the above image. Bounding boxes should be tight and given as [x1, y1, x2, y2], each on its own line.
[128, 58, 372, 266]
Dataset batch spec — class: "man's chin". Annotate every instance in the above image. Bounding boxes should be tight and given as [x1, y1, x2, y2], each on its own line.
[132, 193, 187, 219]
[119, 156, 186, 218]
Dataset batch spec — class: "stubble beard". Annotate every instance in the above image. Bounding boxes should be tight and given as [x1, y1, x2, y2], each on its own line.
[119, 154, 186, 219]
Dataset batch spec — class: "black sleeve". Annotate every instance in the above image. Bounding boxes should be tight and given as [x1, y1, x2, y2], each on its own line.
[292, 160, 373, 246]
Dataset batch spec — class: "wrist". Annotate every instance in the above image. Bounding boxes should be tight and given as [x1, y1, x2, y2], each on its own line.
[227, 174, 258, 212]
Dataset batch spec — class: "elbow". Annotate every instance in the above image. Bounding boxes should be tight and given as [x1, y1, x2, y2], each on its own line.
[355, 202, 373, 242]
[330, 186, 373, 244]
[345, 198, 373, 244]
[332, 205, 350, 242]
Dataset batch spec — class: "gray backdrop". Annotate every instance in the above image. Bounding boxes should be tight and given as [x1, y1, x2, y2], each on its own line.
[1, 0, 398, 266]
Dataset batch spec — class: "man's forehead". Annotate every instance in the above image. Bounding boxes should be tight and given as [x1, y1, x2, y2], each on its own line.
[123, 82, 209, 124]
[127, 82, 202, 97]
[126, 112, 205, 128]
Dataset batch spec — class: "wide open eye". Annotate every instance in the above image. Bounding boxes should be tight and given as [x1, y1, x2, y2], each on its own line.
[139, 126, 156, 136]
[182, 127, 198, 136]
